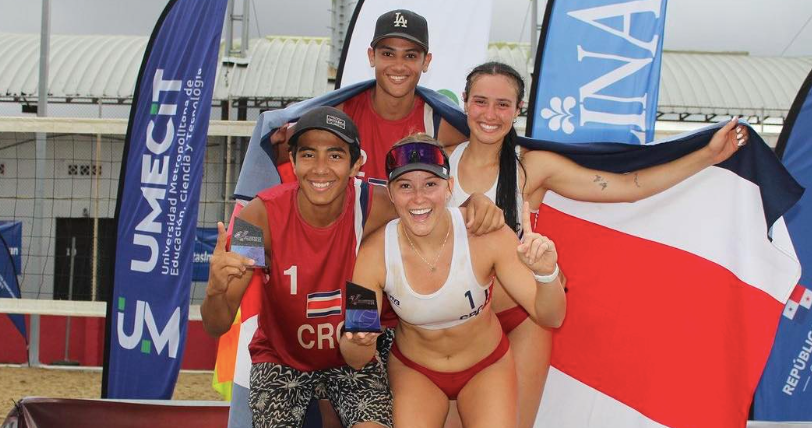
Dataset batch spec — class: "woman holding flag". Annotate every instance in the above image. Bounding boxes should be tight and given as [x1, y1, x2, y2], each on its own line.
[443, 61, 749, 427]
[340, 135, 566, 427]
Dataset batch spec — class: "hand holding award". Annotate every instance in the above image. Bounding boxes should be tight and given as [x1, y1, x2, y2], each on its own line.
[230, 217, 266, 268]
[343, 281, 382, 346]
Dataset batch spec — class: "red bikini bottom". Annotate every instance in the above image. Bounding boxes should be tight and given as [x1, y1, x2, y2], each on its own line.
[390, 333, 510, 400]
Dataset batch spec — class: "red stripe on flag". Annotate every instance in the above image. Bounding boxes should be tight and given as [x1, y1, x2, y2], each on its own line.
[240, 272, 263, 321]
[538, 204, 783, 428]
[789, 284, 805, 303]
[307, 299, 342, 310]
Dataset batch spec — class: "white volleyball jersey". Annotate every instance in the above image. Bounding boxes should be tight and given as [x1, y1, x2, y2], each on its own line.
[383, 208, 492, 330]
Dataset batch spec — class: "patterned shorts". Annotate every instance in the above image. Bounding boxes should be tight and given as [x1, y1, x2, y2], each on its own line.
[249, 358, 393, 428]
[376, 327, 396, 368]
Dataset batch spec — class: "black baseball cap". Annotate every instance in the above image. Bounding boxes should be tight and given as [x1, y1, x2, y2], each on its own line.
[289, 106, 360, 147]
[371, 9, 429, 53]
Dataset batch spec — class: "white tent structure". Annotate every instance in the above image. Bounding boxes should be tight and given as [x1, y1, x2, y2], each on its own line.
[1, 32, 810, 132]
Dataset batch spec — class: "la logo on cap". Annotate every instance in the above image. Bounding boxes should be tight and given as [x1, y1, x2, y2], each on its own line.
[326, 114, 346, 130]
[394, 12, 408, 28]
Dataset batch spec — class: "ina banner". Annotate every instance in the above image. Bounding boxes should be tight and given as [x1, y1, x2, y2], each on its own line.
[527, 0, 667, 144]
[753, 67, 812, 421]
[102, 0, 228, 399]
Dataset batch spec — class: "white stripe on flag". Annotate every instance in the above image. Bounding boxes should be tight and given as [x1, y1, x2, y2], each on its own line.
[537, 368, 668, 428]
[234, 315, 257, 388]
[784, 300, 800, 319]
[307, 307, 341, 316]
[543, 166, 800, 303]
[354, 178, 364, 254]
[307, 295, 341, 303]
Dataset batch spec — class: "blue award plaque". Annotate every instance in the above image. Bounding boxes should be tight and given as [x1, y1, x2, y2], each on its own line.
[230, 217, 266, 267]
[345, 281, 382, 333]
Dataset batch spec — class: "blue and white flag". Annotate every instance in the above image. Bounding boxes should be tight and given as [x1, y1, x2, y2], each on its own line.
[754, 68, 812, 421]
[0, 221, 25, 340]
[102, 0, 227, 399]
[527, 0, 667, 144]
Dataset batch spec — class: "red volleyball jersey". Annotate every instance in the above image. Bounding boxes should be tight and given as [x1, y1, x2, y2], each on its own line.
[249, 179, 371, 371]
[342, 89, 428, 181]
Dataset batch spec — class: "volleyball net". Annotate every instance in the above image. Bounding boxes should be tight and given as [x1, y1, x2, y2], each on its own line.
[0, 116, 253, 312]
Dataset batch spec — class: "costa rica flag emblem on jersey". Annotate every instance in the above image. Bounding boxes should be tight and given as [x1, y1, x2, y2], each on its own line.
[306, 290, 343, 318]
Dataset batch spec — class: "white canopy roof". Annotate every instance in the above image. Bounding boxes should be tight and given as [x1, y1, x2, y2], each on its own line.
[1, 33, 810, 120]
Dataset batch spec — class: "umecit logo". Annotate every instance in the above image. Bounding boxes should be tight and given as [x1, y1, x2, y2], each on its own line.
[131, 69, 182, 274]
[116, 297, 181, 358]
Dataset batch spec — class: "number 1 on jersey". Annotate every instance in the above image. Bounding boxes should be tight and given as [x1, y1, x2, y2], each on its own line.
[465, 290, 475, 309]
[284, 265, 298, 294]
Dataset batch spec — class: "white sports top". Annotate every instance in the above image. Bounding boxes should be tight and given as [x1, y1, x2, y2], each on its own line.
[448, 141, 525, 230]
[383, 208, 492, 330]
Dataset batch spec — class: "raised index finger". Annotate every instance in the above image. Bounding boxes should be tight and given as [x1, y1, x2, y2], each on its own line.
[215, 221, 228, 251]
[522, 201, 533, 237]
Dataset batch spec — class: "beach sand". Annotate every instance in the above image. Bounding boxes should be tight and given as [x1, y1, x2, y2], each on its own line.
[1, 366, 223, 419]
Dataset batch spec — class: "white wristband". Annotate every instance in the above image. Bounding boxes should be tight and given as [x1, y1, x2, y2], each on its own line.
[534, 263, 559, 284]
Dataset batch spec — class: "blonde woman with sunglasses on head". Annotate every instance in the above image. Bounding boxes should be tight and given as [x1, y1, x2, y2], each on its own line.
[340, 135, 566, 427]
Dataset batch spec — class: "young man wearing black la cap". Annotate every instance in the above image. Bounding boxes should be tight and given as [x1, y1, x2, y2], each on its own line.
[202, 106, 396, 428]
[273, 9, 467, 183]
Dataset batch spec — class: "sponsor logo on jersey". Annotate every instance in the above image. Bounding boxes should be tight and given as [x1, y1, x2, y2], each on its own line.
[306, 289, 342, 318]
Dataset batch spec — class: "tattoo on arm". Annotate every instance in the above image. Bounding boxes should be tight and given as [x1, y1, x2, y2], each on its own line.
[634, 173, 642, 188]
[593, 175, 608, 191]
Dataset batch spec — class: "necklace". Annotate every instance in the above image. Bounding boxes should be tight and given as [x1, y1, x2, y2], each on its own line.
[401, 216, 451, 273]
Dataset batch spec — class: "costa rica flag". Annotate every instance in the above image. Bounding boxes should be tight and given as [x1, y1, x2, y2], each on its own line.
[306, 290, 343, 318]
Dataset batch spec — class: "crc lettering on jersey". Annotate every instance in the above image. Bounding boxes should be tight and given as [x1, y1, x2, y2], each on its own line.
[298, 321, 345, 350]
[460, 303, 487, 321]
[393, 12, 408, 28]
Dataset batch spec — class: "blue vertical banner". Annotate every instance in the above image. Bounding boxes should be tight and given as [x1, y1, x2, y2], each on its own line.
[754, 69, 812, 421]
[526, 0, 667, 144]
[102, 0, 228, 399]
[0, 221, 26, 340]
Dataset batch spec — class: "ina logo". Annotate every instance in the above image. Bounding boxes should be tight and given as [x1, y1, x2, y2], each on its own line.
[393, 12, 408, 28]
[783, 284, 812, 321]
[540, 96, 577, 134]
[116, 297, 181, 358]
